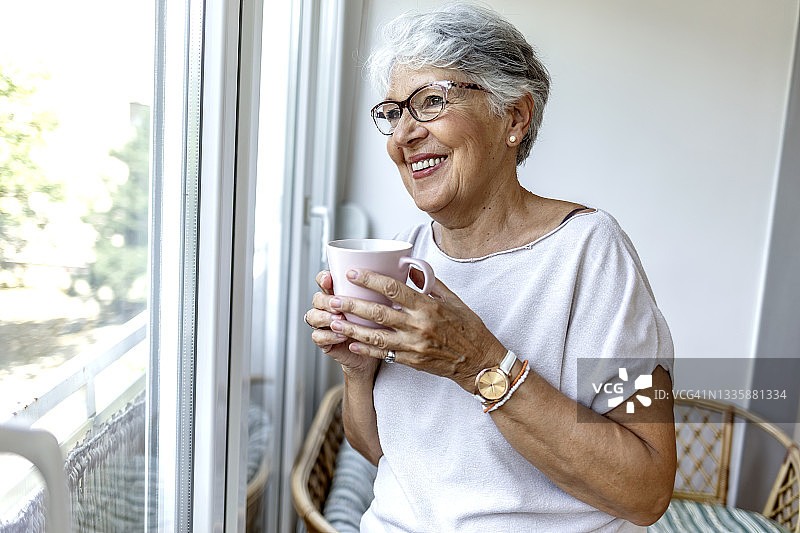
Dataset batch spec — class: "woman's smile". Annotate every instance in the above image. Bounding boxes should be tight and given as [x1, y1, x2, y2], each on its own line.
[409, 154, 448, 178]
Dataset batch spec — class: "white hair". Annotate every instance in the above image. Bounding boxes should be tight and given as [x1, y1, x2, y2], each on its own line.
[366, 2, 551, 166]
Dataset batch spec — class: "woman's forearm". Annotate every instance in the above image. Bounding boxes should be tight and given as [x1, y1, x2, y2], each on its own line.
[491, 365, 676, 526]
[341, 366, 383, 466]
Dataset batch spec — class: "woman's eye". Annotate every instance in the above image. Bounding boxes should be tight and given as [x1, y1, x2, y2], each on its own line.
[385, 108, 401, 121]
[422, 95, 443, 108]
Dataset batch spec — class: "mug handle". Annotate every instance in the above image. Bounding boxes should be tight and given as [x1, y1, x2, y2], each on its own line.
[399, 257, 435, 295]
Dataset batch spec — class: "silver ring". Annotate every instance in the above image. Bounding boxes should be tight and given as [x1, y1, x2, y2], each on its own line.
[384, 350, 396, 364]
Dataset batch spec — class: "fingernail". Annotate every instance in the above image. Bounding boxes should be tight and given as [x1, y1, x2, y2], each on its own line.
[346, 269, 358, 280]
[349, 343, 359, 353]
[330, 321, 343, 332]
[330, 297, 342, 310]
[335, 333, 347, 340]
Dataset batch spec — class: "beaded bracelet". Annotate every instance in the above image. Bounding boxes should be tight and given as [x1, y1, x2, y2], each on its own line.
[484, 360, 530, 413]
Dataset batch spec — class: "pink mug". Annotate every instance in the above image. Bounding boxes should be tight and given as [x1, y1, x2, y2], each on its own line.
[326, 239, 435, 327]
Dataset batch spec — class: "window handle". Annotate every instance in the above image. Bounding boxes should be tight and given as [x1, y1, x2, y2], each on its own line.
[309, 204, 331, 264]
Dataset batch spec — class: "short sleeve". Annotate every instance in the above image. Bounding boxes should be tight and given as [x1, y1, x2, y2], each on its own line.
[562, 213, 673, 414]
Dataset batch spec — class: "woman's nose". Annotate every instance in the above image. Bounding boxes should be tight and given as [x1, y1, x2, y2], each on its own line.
[390, 112, 428, 145]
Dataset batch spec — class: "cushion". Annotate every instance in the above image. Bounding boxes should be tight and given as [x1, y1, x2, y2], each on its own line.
[321, 439, 378, 533]
[649, 499, 791, 533]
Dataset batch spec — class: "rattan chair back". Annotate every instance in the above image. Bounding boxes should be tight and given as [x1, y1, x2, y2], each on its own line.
[291, 385, 345, 533]
[763, 444, 799, 533]
[673, 399, 734, 503]
[674, 397, 799, 533]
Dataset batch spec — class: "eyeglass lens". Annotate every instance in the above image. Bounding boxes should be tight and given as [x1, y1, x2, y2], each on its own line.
[373, 84, 446, 134]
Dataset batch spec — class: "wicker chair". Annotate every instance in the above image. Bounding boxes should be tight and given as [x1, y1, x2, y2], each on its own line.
[291, 385, 346, 533]
[291, 386, 800, 533]
[672, 397, 799, 533]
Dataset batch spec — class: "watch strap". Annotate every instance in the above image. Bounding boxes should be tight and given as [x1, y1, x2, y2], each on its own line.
[499, 350, 517, 375]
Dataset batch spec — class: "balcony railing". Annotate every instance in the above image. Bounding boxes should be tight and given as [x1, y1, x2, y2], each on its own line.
[7, 312, 147, 431]
[0, 312, 148, 523]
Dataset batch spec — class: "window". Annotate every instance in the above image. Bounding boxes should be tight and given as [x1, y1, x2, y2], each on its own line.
[1, 0, 342, 530]
[0, 0, 207, 529]
[0, 0, 156, 528]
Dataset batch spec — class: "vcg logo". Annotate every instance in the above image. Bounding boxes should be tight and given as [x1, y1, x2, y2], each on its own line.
[592, 368, 653, 413]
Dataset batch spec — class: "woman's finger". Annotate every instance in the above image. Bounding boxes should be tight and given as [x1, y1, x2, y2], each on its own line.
[345, 269, 420, 308]
[329, 296, 404, 328]
[312, 291, 343, 314]
[311, 327, 348, 347]
[330, 318, 399, 352]
[428, 275, 458, 302]
[315, 270, 334, 295]
[349, 268, 459, 308]
[347, 341, 398, 362]
[305, 308, 343, 329]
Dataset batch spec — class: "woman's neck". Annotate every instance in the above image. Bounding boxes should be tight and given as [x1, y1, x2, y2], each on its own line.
[432, 184, 544, 259]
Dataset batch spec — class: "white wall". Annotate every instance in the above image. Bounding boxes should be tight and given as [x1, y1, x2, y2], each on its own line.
[343, 0, 798, 376]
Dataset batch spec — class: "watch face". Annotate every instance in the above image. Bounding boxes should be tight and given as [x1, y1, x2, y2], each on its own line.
[477, 369, 509, 401]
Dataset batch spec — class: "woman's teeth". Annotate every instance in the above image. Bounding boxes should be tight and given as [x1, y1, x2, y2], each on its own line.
[411, 157, 446, 172]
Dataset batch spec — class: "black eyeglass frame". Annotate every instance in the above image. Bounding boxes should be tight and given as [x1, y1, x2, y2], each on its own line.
[370, 80, 488, 135]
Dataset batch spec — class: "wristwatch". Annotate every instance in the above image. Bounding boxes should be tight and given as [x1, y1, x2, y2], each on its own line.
[474, 350, 518, 404]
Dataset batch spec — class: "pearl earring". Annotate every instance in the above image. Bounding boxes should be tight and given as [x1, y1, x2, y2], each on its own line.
[509, 135, 517, 143]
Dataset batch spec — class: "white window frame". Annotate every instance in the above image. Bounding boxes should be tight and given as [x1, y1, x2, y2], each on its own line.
[182, 0, 365, 529]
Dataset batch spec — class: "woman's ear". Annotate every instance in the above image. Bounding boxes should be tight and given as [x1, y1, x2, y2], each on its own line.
[507, 93, 534, 145]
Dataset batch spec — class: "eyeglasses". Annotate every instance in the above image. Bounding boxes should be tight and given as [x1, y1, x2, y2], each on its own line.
[370, 80, 487, 135]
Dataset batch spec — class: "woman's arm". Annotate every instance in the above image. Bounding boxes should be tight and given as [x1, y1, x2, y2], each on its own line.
[493, 363, 675, 526]
[341, 366, 383, 466]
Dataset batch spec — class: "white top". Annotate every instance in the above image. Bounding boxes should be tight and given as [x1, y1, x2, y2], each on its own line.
[359, 209, 673, 533]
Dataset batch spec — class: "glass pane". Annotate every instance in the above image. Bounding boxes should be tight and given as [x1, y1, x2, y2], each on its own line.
[0, 0, 155, 529]
[247, 0, 294, 530]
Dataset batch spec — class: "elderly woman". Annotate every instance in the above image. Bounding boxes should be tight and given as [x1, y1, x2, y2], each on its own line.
[305, 3, 675, 532]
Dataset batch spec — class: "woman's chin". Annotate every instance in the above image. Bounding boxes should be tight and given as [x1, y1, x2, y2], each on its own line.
[411, 195, 447, 215]
[407, 183, 454, 215]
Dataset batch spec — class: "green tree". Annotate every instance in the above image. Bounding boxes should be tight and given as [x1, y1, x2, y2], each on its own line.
[0, 64, 59, 278]
[78, 103, 150, 321]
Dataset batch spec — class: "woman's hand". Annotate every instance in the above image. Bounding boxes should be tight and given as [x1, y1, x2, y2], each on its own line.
[321, 268, 507, 392]
[307, 270, 384, 464]
[306, 270, 380, 377]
